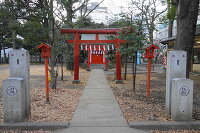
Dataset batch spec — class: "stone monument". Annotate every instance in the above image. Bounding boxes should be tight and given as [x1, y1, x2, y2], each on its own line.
[166, 50, 187, 115]
[8, 49, 31, 118]
[171, 78, 193, 121]
[3, 78, 26, 122]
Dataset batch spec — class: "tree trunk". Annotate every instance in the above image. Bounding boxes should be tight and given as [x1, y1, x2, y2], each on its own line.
[132, 53, 137, 90]
[66, 2, 73, 28]
[173, 0, 199, 78]
[149, 29, 154, 43]
[39, 55, 42, 63]
[0, 44, 2, 64]
[49, 0, 57, 89]
[124, 44, 129, 80]
[12, 30, 16, 49]
[3, 47, 7, 63]
[124, 54, 128, 80]
[168, 20, 174, 38]
[61, 57, 64, 80]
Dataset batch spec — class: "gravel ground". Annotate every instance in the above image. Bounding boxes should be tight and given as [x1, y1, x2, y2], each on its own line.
[107, 66, 200, 132]
[107, 69, 200, 122]
[0, 64, 89, 122]
[107, 72, 169, 122]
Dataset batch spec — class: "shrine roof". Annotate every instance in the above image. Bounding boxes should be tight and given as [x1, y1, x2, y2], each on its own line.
[37, 43, 52, 49]
[143, 44, 159, 50]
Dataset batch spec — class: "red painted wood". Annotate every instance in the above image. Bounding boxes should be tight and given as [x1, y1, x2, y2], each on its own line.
[146, 58, 151, 96]
[115, 37, 122, 81]
[96, 34, 99, 40]
[61, 29, 125, 83]
[88, 49, 91, 69]
[44, 58, 49, 102]
[37, 43, 52, 58]
[74, 33, 80, 81]
[67, 39, 126, 44]
[92, 54, 103, 64]
[144, 44, 159, 58]
[104, 51, 108, 70]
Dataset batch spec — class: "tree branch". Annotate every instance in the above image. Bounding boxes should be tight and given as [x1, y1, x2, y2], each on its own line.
[73, 0, 105, 27]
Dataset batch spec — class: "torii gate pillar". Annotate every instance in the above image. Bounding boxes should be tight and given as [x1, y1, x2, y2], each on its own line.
[115, 37, 123, 83]
[87, 48, 91, 71]
[73, 33, 80, 83]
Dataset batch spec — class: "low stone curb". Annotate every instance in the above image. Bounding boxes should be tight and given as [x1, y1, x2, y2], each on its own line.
[0, 122, 70, 131]
[129, 121, 200, 130]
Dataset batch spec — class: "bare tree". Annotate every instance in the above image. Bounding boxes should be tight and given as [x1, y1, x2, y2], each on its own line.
[56, 0, 91, 27]
[131, 0, 167, 43]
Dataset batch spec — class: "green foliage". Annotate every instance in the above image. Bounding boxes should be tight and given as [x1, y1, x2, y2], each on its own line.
[109, 16, 146, 57]
[167, 0, 176, 20]
[20, 21, 48, 55]
[0, 0, 49, 50]
[159, 15, 168, 25]
[106, 50, 116, 63]
[76, 17, 105, 29]
[64, 43, 74, 70]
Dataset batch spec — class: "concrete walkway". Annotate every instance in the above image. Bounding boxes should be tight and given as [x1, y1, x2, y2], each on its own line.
[56, 69, 149, 133]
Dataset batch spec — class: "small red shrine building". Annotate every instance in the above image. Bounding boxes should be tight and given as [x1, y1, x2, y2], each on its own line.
[61, 29, 126, 83]
[81, 44, 115, 68]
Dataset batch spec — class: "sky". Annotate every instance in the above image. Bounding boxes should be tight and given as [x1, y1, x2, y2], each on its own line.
[92, 0, 131, 15]
[87, 0, 167, 24]
[86, 0, 132, 23]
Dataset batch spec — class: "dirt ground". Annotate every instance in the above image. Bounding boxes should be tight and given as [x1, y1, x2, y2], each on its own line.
[107, 67, 200, 122]
[0, 64, 89, 122]
[1, 64, 200, 133]
[107, 66, 200, 133]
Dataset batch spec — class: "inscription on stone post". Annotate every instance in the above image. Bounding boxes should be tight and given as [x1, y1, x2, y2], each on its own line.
[6, 86, 17, 96]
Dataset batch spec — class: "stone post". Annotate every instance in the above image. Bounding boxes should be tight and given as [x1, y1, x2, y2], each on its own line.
[9, 49, 31, 118]
[166, 50, 187, 115]
[3, 78, 26, 122]
[171, 78, 193, 121]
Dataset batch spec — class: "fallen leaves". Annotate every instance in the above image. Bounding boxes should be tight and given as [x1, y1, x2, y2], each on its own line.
[107, 70, 200, 122]
[0, 64, 90, 122]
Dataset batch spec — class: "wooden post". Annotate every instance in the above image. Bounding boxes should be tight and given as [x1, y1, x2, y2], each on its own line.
[87, 49, 90, 71]
[44, 58, 49, 102]
[104, 47, 108, 71]
[104, 57, 108, 71]
[73, 33, 80, 83]
[115, 37, 122, 83]
[146, 58, 151, 96]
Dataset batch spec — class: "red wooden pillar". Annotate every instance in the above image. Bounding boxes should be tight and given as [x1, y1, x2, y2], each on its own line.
[96, 34, 99, 40]
[87, 49, 91, 71]
[73, 33, 80, 83]
[146, 58, 151, 96]
[104, 46, 108, 71]
[115, 37, 123, 83]
[44, 58, 49, 102]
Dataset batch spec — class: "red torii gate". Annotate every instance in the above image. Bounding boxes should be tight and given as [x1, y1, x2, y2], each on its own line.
[60, 29, 126, 83]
